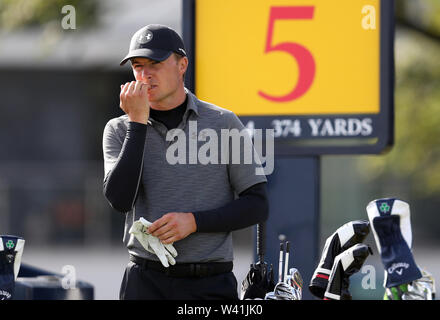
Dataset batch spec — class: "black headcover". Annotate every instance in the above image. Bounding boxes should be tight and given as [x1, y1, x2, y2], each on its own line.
[324, 243, 372, 300]
[309, 220, 370, 299]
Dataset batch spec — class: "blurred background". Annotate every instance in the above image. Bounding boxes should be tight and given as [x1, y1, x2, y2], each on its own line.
[0, 0, 438, 299]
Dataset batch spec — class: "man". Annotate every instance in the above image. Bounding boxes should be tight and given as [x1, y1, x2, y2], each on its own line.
[102, 24, 269, 300]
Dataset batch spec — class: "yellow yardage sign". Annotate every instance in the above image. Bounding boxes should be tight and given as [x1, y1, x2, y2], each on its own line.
[196, 0, 380, 116]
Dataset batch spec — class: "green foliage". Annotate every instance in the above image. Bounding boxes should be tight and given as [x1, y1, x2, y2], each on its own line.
[356, 30, 440, 197]
[0, 0, 100, 30]
[396, 0, 440, 38]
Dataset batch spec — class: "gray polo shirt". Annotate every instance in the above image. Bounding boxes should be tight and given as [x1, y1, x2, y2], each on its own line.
[103, 89, 267, 263]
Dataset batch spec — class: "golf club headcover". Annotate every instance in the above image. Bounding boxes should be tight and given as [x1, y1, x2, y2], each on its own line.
[0, 235, 25, 300]
[286, 268, 303, 300]
[366, 198, 422, 288]
[309, 220, 370, 299]
[264, 281, 298, 300]
[384, 269, 436, 300]
[241, 261, 274, 300]
[324, 243, 372, 300]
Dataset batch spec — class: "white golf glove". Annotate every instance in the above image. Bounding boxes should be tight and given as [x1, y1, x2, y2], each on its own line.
[129, 217, 178, 268]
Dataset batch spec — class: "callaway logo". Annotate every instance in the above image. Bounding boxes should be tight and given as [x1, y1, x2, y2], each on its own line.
[379, 203, 391, 214]
[138, 31, 153, 44]
[5, 240, 14, 249]
[388, 262, 409, 275]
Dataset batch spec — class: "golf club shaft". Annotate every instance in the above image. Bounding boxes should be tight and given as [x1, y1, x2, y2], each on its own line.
[257, 222, 266, 263]
[284, 241, 290, 282]
[278, 242, 284, 282]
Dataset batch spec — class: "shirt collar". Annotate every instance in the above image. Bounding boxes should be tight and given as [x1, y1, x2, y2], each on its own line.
[184, 87, 199, 116]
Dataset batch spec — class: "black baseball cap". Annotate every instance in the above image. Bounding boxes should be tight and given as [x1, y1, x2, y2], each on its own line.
[120, 24, 187, 66]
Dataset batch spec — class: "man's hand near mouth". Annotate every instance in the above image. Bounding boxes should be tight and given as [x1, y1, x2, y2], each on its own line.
[119, 80, 150, 124]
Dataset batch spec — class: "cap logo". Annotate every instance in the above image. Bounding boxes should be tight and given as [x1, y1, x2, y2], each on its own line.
[137, 30, 153, 44]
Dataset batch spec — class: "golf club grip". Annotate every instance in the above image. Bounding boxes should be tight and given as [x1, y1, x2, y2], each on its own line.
[257, 222, 266, 261]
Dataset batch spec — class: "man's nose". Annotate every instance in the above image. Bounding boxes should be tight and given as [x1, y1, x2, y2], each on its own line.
[139, 67, 152, 81]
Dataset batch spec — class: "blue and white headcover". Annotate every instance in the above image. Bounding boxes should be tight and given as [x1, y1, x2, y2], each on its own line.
[366, 198, 422, 288]
[0, 235, 25, 300]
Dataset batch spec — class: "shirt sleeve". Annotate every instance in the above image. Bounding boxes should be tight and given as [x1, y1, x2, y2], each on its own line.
[224, 111, 268, 194]
[102, 120, 147, 213]
[192, 182, 269, 232]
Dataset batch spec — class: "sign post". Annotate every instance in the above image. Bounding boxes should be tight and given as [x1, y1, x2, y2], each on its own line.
[183, 0, 394, 299]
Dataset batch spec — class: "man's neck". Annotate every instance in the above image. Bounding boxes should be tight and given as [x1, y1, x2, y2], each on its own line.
[149, 87, 187, 111]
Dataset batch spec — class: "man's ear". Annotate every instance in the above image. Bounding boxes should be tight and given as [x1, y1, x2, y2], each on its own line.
[179, 56, 188, 75]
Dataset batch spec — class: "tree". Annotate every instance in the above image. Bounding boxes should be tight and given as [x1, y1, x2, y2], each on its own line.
[357, 0, 440, 199]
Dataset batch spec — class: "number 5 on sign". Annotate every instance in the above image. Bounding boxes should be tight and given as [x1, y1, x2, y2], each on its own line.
[259, 7, 315, 102]
[196, 0, 380, 116]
